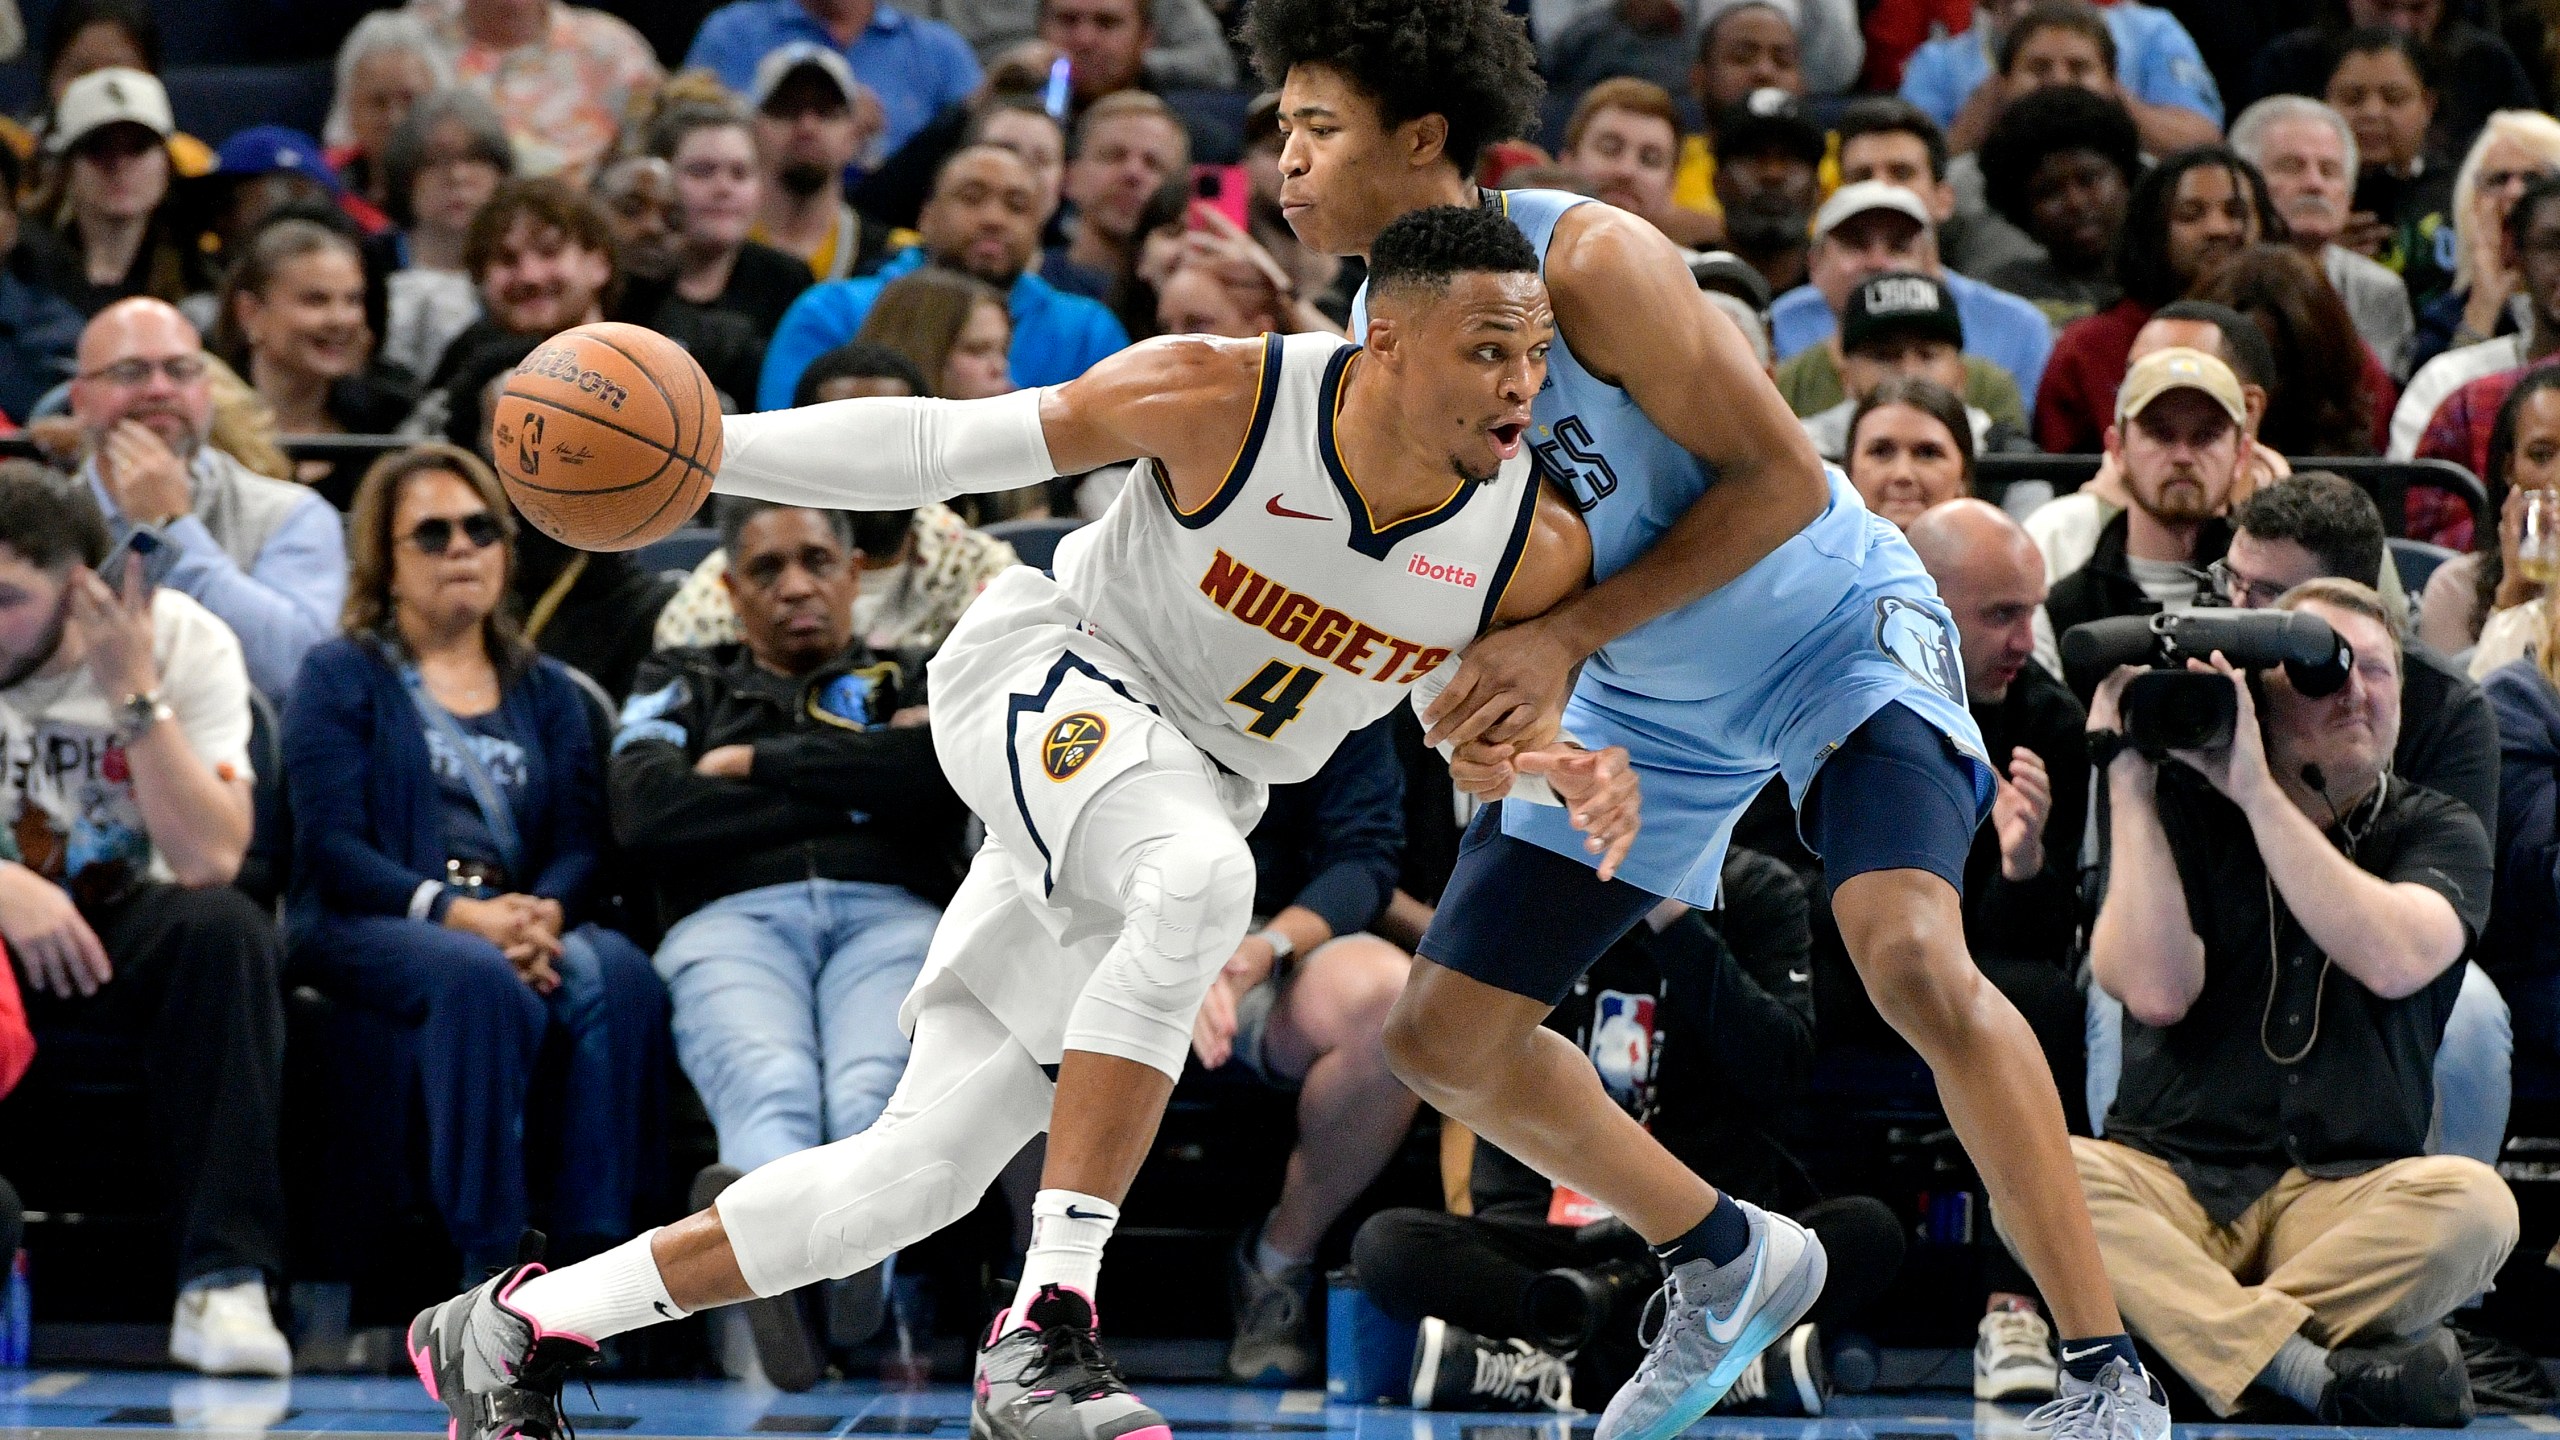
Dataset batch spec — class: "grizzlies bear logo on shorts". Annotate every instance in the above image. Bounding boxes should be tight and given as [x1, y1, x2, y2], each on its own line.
[1874, 595, 1966, 708]
[1042, 713, 1109, 781]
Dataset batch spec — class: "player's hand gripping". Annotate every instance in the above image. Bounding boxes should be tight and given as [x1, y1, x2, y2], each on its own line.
[1423, 617, 1578, 751]
[1520, 743, 1641, 881]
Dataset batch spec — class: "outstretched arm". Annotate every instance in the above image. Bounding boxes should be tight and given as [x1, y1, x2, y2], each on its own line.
[1423, 205, 1829, 747]
[713, 335, 1261, 512]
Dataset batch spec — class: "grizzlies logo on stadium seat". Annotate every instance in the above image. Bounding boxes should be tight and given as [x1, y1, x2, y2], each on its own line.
[1043, 713, 1109, 781]
[1874, 595, 1966, 707]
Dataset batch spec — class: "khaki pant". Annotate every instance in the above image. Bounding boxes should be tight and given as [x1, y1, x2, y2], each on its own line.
[2063, 1139, 2518, 1415]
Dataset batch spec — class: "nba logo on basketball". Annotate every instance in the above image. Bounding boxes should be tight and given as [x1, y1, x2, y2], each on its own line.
[1043, 713, 1108, 781]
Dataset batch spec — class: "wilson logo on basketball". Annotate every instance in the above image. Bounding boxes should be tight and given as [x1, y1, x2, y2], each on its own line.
[1042, 713, 1108, 781]
[518, 345, 632, 411]
[1406, 554, 1479, 589]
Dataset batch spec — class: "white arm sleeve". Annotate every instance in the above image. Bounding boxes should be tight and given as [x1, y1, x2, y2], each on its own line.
[1405, 664, 1572, 807]
[713, 387, 1061, 510]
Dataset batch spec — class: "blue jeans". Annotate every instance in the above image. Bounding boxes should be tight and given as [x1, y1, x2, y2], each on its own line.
[294, 914, 667, 1270]
[2086, 960, 2512, 1164]
[655, 879, 941, 1172]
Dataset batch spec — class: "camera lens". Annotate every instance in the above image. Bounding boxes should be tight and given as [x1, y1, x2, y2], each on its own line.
[2122, 671, 2237, 751]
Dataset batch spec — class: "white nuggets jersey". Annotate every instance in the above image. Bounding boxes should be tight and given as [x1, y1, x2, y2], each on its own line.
[1044, 330, 1542, 784]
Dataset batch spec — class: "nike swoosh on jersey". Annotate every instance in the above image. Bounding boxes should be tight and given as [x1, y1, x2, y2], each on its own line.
[1701, 1239, 1769, 1345]
[1265, 495, 1326, 521]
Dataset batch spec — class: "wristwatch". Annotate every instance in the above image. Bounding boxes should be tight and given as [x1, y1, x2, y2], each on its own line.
[2085, 728, 2133, 769]
[1253, 927, 1296, 966]
[113, 690, 172, 746]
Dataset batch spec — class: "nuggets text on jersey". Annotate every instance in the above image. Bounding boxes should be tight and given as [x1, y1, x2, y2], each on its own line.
[1197, 548, 1452, 685]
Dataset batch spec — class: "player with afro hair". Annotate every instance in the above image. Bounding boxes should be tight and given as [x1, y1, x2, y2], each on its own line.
[1245, 0, 1541, 184]
[1246, 1, 2154, 1438]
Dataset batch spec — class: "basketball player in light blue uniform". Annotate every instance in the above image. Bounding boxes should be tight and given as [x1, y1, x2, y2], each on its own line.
[1247, 3, 2170, 1440]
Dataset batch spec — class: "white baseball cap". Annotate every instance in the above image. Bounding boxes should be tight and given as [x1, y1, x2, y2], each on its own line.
[50, 67, 174, 154]
[1811, 179, 1934, 247]
[751, 42, 861, 112]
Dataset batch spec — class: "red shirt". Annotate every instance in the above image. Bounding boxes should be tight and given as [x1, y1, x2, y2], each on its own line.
[2412, 353, 2560, 548]
[1860, 0, 1975, 91]
[2035, 298, 2155, 453]
[0, 950, 33, 1101]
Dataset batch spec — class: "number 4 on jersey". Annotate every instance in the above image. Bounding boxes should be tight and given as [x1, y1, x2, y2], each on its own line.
[1229, 660, 1323, 738]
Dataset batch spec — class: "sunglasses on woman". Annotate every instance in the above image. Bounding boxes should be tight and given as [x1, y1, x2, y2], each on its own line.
[407, 513, 506, 554]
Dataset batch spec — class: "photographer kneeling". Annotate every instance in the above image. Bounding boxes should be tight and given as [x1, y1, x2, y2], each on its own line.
[2062, 581, 2517, 1425]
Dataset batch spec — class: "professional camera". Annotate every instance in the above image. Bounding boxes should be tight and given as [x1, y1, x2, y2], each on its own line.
[2060, 610, 2351, 752]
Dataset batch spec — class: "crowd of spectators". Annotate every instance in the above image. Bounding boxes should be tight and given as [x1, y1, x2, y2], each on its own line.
[0, 0, 2553, 1424]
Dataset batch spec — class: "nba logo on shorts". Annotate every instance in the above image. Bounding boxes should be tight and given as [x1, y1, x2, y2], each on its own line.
[1874, 596, 1966, 706]
[1042, 713, 1108, 781]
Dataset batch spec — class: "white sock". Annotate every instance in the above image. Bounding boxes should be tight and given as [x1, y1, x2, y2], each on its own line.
[1011, 1190, 1118, 1322]
[1254, 1225, 1311, 1277]
[506, 1230, 688, 1344]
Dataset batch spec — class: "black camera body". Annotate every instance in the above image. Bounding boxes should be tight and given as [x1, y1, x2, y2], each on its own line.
[2060, 610, 2352, 753]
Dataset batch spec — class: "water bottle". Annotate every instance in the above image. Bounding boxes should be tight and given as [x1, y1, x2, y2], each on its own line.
[3, 1248, 30, 1367]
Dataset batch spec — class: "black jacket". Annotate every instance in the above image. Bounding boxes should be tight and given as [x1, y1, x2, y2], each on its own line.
[1966, 660, 2089, 970]
[2398, 644, 2500, 831]
[609, 643, 966, 923]
[2045, 509, 2230, 705]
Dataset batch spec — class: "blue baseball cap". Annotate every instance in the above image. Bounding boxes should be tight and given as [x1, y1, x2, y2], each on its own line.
[214, 125, 343, 198]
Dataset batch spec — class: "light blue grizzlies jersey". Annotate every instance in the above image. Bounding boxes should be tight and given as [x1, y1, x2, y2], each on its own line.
[1355, 188, 1991, 905]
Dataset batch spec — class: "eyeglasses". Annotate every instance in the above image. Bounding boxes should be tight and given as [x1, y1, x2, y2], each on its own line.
[406, 513, 506, 554]
[2206, 558, 2289, 608]
[2481, 167, 2552, 192]
[78, 355, 208, 387]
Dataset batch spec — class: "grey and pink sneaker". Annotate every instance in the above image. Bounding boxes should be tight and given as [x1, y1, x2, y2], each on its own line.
[971, 1285, 1171, 1440]
[407, 1264, 600, 1440]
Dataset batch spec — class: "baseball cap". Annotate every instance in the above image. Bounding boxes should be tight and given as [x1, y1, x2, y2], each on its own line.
[50, 67, 174, 154]
[1811, 179, 1933, 246]
[215, 125, 343, 198]
[1712, 87, 1824, 168]
[1842, 271, 1963, 353]
[1688, 249, 1772, 313]
[2115, 346, 2249, 428]
[1244, 91, 1281, 150]
[751, 41, 859, 112]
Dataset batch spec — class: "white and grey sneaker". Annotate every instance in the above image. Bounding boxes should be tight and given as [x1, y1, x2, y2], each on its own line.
[2026, 1357, 2171, 1440]
[1409, 1317, 1574, 1412]
[1593, 1201, 1827, 1440]
[1976, 1307, 2059, 1401]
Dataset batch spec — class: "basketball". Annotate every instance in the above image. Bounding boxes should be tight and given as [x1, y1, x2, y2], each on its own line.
[489, 322, 723, 552]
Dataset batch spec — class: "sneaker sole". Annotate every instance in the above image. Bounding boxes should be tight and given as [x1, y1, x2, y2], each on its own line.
[1974, 1367, 2059, 1402]
[1782, 1324, 1826, 1417]
[1606, 1237, 1830, 1440]
[1412, 1317, 1450, 1408]
[404, 1309, 461, 1440]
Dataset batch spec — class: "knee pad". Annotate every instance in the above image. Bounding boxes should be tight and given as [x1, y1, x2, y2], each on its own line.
[1060, 833, 1255, 1078]
[1111, 832, 1257, 1013]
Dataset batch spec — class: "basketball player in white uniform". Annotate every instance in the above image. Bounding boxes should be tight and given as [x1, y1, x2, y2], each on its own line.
[410, 206, 1635, 1440]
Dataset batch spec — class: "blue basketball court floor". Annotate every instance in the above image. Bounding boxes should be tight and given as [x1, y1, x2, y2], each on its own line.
[3, 1370, 2557, 1440]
